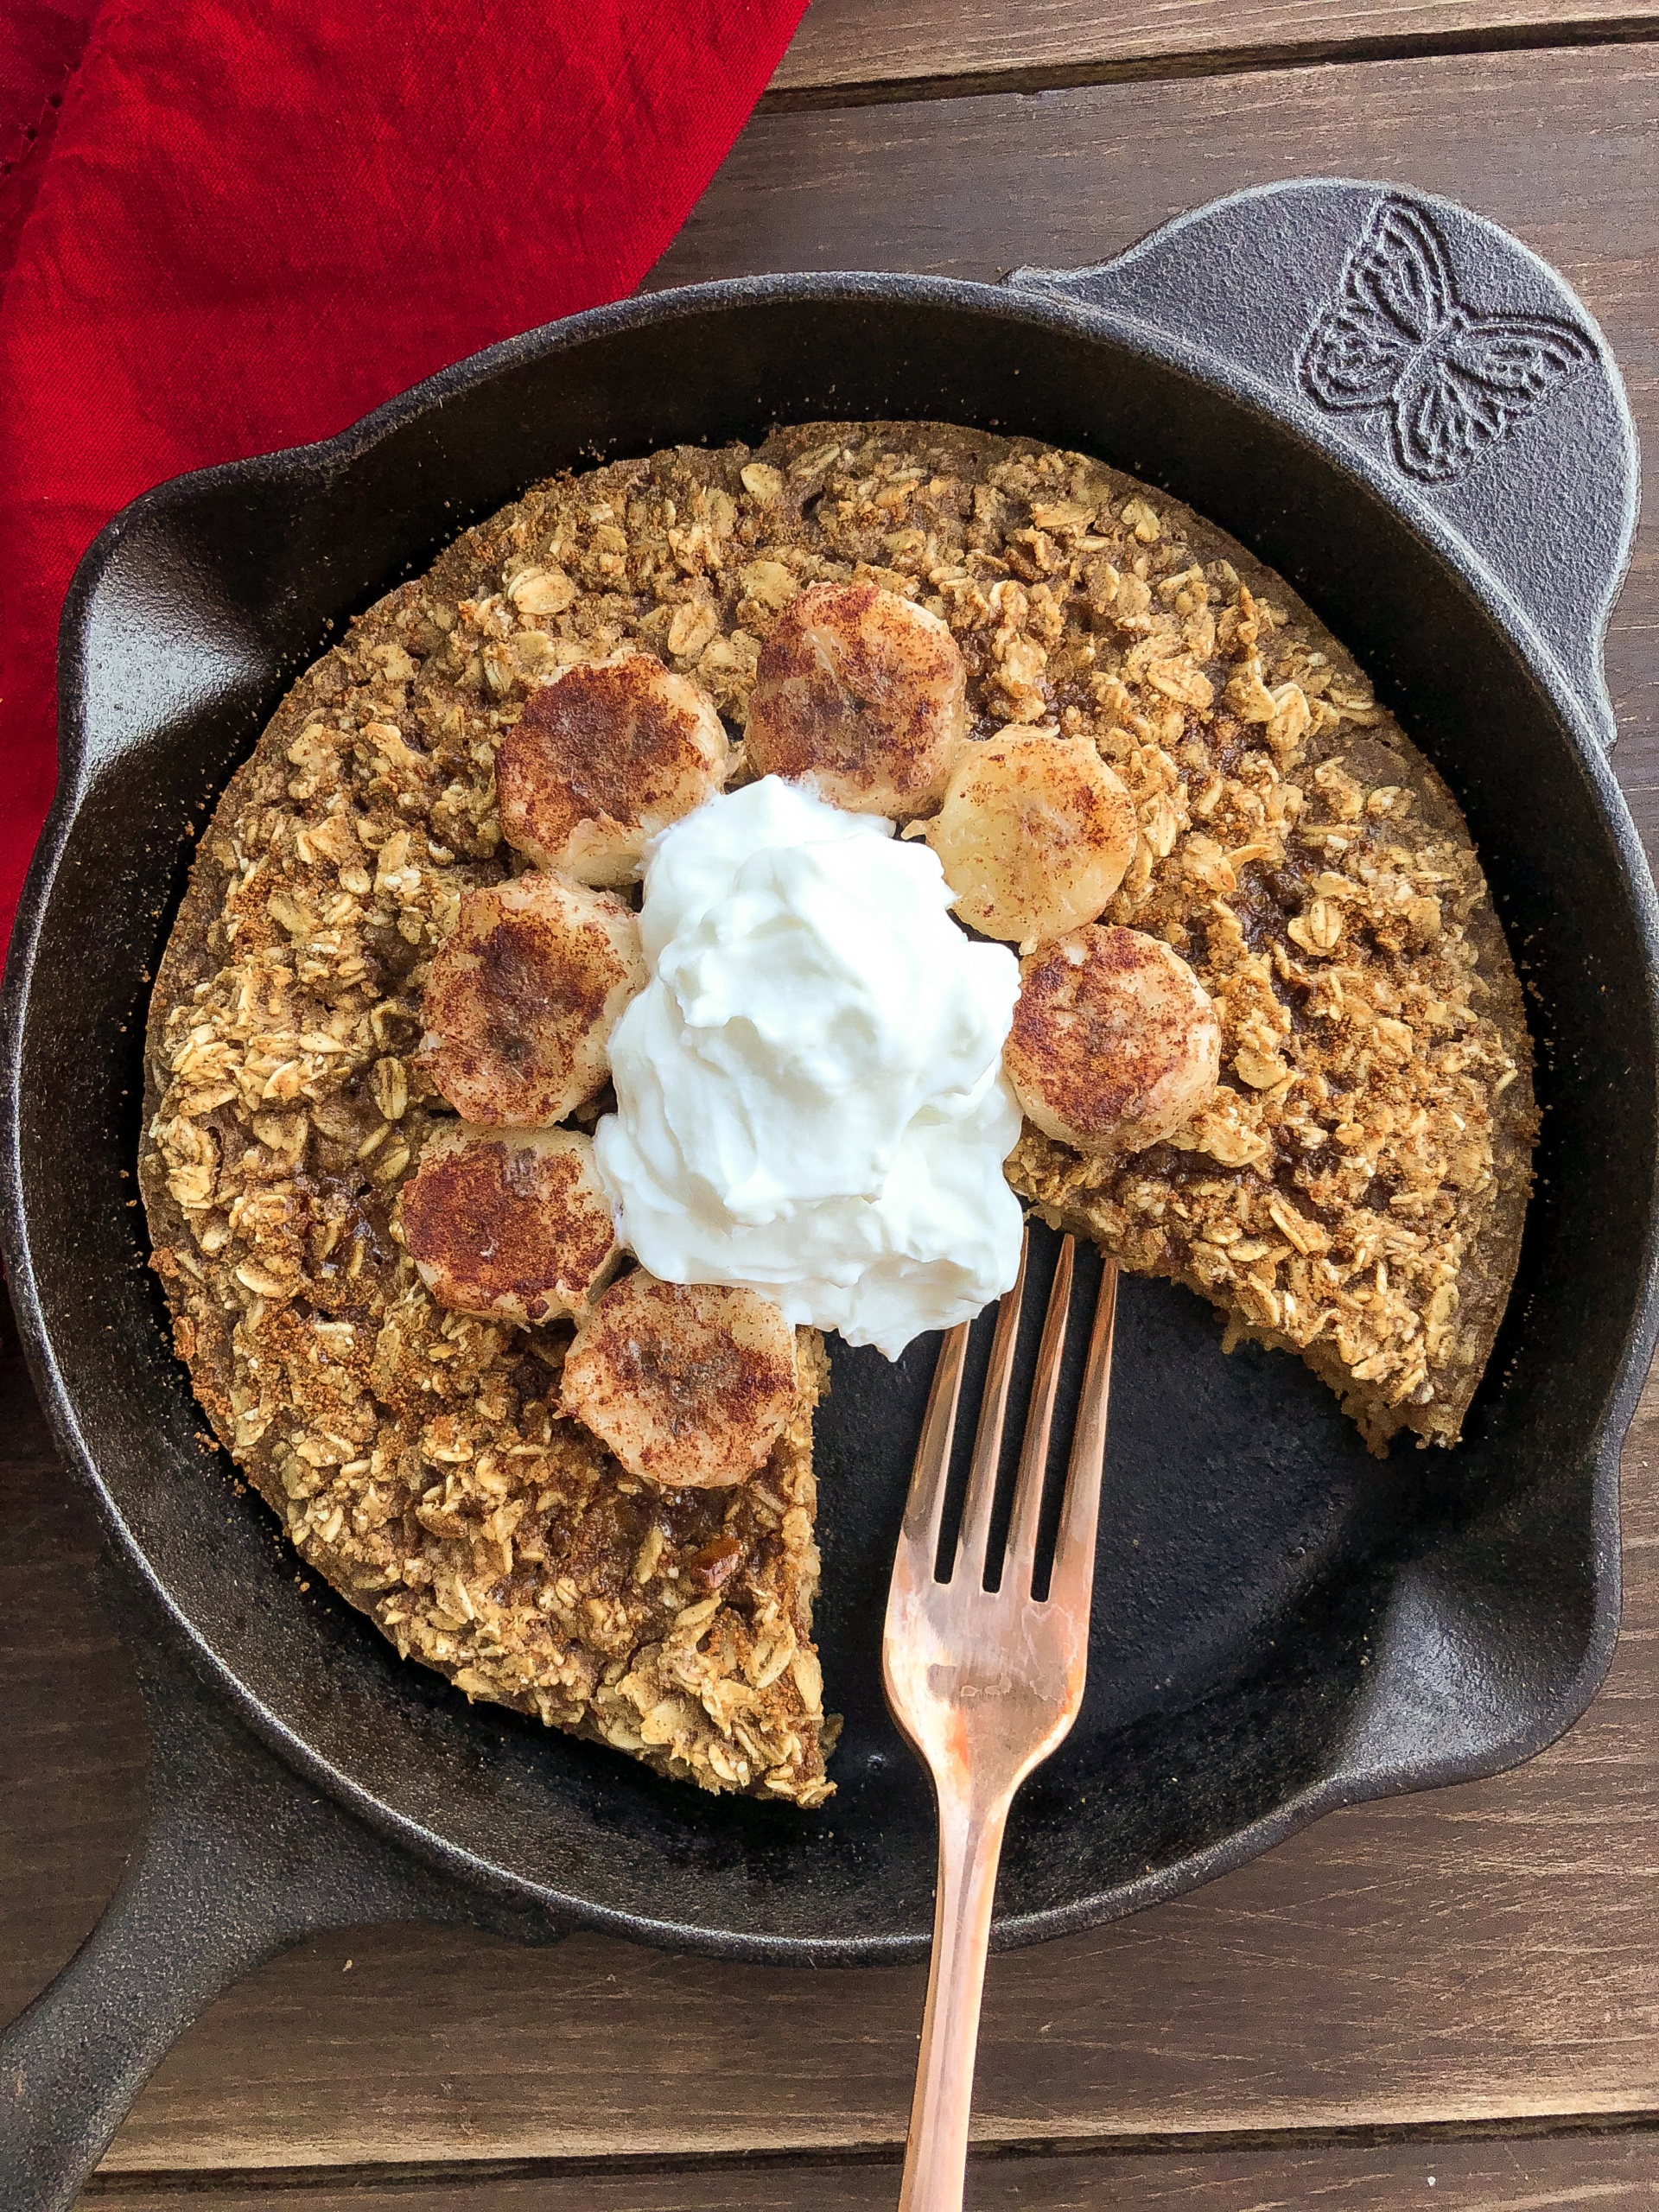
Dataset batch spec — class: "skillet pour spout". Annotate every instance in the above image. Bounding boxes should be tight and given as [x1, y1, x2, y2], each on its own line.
[1, 179, 1653, 2210]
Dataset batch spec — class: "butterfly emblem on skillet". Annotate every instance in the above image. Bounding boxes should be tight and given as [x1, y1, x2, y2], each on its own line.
[1298, 196, 1594, 485]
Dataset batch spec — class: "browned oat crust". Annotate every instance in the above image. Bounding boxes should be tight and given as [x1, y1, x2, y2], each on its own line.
[140, 421, 1535, 1809]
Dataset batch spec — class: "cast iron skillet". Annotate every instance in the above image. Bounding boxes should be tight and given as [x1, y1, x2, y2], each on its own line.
[2, 180, 1656, 2211]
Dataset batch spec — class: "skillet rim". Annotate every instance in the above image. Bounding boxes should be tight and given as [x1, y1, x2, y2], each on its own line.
[4, 254, 1657, 1962]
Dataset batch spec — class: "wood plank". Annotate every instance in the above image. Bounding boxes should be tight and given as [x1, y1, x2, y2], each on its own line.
[655, 42, 1659, 864]
[768, 0, 1659, 102]
[74, 2124, 1659, 2208]
[0, 1351, 147, 2030]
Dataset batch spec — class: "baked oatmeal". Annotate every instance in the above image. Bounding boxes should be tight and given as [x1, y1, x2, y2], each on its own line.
[141, 418, 1535, 1802]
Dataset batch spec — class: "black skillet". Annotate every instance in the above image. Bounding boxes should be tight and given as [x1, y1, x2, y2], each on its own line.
[2, 180, 1656, 2212]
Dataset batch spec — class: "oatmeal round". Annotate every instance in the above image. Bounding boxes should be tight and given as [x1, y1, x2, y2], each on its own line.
[141, 418, 1535, 1813]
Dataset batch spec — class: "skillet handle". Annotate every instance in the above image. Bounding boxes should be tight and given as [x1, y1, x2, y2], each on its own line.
[1006, 179, 1638, 752]
[0, 1582, 557, 2212]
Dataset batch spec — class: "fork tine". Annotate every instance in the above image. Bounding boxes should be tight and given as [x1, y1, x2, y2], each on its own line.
[1003, 1235, 1074, 1595]
[1046, 1260, 1119, 1618]
[952, 1226, 1028, 1584]
[901, 1320, 970, 1565]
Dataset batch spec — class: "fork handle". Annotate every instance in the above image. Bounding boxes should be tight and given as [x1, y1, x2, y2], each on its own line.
[898, 1783, 1012, 2212]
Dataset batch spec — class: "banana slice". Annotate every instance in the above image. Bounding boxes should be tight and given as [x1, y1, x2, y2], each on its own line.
[744, 582, 967, 818]
[925, 729, 1138, 948]
[561, 1272, 798, 1487]
[1005, 925, 1221, 1154]
[397, 1124, 621, 1325]
[421, 874, 644, 1125]
[498, 653, 728, 886]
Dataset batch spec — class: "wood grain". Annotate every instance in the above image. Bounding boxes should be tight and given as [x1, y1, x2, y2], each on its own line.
[0, 1353, 146, 2031]
[75, 2125, 1659, 2208]
[655, 42, 1659, 862]
[769, 0, 1659, 101]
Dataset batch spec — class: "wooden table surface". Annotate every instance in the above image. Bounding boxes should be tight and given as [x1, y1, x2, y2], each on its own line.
[6, 3, 1659, 2204]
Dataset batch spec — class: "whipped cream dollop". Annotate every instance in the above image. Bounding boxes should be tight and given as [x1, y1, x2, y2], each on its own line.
[594, 777, 1024, 1357]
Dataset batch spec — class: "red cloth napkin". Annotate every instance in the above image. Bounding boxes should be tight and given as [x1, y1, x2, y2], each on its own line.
[0, 0, 804, 953]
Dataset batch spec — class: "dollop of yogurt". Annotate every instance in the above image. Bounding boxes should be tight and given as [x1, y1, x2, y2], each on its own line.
[594, 777, 1024, 1357]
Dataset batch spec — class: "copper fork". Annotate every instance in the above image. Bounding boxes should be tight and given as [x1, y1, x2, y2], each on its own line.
[884, 1230, 1119, 2212]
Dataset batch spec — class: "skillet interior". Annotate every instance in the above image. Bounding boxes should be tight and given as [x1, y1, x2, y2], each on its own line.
[9, 282, 1656, 1960]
